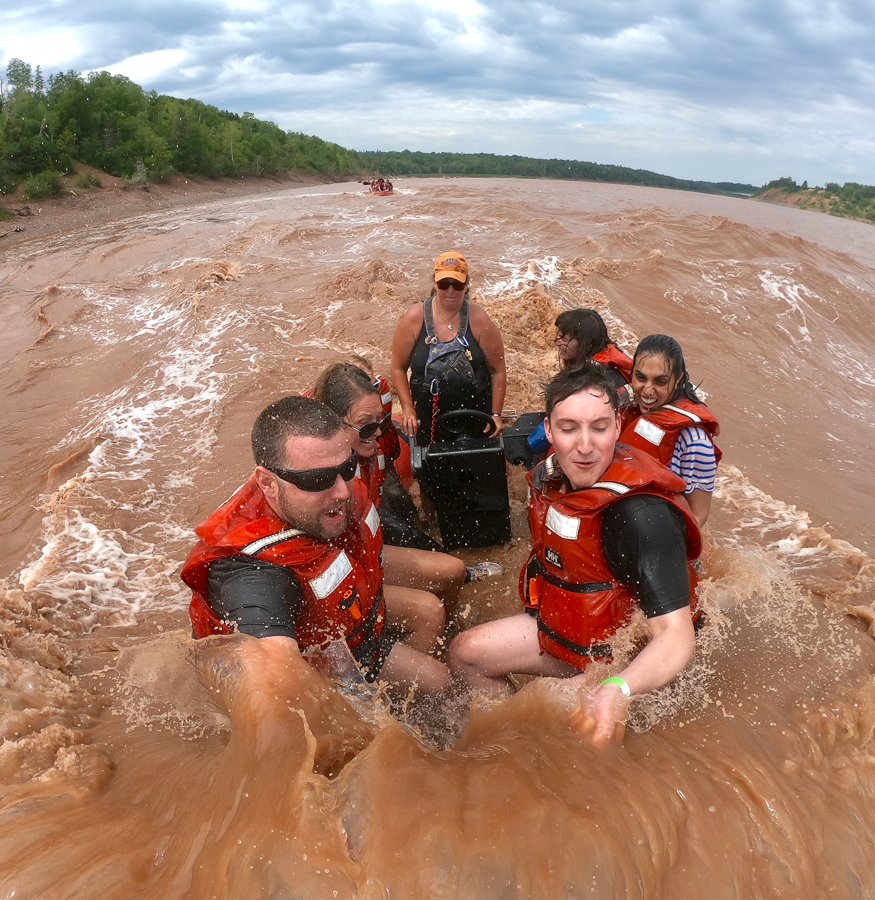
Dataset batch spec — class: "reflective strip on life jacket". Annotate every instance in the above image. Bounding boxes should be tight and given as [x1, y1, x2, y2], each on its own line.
[309, 551, 353, 600]
[545, 507, 580, 540]
[241, 528, 304, 557]
[364, 503, 380, 537]
[633, 418, 666, 446]
[591, 481, 632, 494]
[661, 403, 703, 424]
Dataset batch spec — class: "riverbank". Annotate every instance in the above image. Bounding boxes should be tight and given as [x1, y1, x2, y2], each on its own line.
[0, 166, 343, 248]
[754, 186, 875, 224]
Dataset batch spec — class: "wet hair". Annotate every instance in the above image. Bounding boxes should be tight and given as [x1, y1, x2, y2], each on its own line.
[631, 334, 702, 404]
[554, 309, 613, 364]
[544, 360, 620, 418]
[312, 361, 379, 419]
[251, 395, 343, 469]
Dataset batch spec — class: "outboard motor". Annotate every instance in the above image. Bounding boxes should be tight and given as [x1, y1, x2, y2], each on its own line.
[412, 410, 512, 551]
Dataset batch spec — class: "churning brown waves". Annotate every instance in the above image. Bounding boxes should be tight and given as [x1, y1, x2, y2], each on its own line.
[2, 178, 875, 898]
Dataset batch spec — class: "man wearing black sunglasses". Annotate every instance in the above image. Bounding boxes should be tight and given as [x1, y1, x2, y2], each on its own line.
[181, 395, 450, 698]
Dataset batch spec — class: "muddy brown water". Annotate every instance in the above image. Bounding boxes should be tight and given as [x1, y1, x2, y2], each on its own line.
[2, 178, 875, 898]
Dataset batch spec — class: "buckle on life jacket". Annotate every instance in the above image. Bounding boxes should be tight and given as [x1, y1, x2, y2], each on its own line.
[339, 586, 363, 620]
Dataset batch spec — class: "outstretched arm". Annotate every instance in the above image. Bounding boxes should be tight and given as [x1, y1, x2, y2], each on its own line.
[569, 607, 695, 746]
[569, 494, 698, 747]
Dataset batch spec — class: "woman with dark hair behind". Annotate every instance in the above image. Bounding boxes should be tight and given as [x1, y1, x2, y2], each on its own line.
[554, 308, 633, 390]
[312, 361, 504, 653]
[525, 308, 634, 460]
[620, 334, 721, 528]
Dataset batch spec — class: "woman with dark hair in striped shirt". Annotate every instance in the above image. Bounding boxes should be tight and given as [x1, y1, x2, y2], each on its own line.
[619, 334, 721, 528]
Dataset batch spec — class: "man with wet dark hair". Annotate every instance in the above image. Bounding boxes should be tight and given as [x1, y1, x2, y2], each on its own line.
[181, 395, 449, 697]
[251, 394, 341, 470]
[449, 362, 702, 746]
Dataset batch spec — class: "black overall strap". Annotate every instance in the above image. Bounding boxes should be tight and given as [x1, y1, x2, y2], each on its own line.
[423, 296, 469, 344]
[423, 296, 437, 343]
[457, 296, 470, 336]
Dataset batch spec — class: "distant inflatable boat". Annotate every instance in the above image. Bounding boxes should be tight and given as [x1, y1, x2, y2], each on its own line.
[368, 182, 394, 195]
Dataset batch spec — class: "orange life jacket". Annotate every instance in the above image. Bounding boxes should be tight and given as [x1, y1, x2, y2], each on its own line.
[356, 450, 386, 508]
[376, 374, 393, 415]
[620, 396, 722, 468]
[593, 344, 633, 382]
[181, 476, 386, 662]
[520, 445, 702, 669]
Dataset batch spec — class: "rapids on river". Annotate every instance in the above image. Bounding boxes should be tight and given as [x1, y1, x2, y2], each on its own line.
[2, 177, 875, 898]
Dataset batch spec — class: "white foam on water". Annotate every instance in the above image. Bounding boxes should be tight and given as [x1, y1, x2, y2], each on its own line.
[487, 256, 563, 295]
[19, 299, 267, 626]
[711, 464, 852, 575]
[697, 264, 754, 324]
[18, 507, 185, 628]
[758, 269, 815, 344]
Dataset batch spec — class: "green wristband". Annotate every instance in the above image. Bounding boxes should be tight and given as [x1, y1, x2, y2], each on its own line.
[600, 676, 631, 697]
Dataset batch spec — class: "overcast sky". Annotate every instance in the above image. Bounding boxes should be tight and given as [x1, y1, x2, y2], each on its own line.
[3, 0, 874, 186]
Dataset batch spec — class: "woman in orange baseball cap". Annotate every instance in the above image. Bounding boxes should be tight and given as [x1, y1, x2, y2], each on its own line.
[391, 251, 506, 445]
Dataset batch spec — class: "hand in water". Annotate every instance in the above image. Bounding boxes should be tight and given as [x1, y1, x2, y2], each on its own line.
[569, 681, 630, 748]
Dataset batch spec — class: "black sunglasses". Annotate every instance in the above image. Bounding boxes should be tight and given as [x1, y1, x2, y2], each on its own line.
[436, 278, 465, 291]
[344, 412, 391, 441]
[269, 452, 358, 492]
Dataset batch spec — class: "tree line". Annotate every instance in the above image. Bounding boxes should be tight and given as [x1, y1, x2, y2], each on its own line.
[0, 58, 361, 198]
[354, 149, 758, 196]
[5, 57, 870, 217]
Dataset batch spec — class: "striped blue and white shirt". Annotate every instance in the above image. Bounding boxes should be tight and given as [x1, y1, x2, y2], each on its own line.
[670, 426, 717, 493]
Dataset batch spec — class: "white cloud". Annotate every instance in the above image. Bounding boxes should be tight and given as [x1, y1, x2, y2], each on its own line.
[104, 48, 187, 83]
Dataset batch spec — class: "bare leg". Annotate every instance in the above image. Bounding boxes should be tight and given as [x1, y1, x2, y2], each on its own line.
[378, 641, 451, 697]
[383, 583, 445, 655]
[449, 614, 579, 697]
[383, 544, 466, 594]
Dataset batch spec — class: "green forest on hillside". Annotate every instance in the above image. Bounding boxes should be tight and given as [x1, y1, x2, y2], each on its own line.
[758, 177, 875, 222]
[0, 58, 360, 199]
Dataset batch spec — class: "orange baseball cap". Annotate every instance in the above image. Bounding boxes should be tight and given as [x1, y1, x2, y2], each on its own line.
[434, 251, 468, 284]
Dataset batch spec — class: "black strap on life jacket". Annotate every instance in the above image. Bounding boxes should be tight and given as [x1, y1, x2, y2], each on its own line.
[535, 618, 613, 659]
[531, 555, 615, 594]
[345, 587, 384, 648]
[523, 556, 616, 658]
